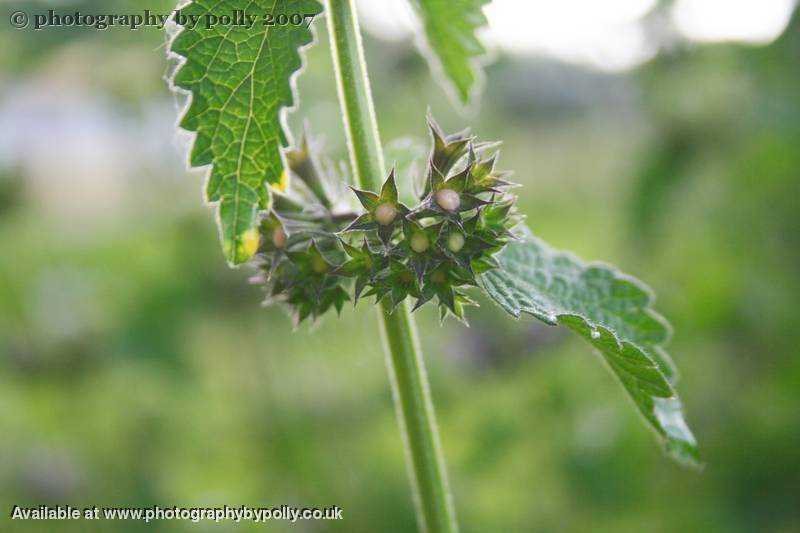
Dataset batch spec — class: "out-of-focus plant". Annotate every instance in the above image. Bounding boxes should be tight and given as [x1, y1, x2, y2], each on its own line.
[166, 1, 701, 530]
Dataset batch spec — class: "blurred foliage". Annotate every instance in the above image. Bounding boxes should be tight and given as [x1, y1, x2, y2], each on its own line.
[2, 1, 799, 532]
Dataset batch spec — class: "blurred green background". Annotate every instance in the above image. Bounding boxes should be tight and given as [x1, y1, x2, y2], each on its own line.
[2, 1, 799, 531]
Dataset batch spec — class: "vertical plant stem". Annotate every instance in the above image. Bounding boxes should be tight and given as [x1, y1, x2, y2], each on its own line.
[326, 1, 458, 531]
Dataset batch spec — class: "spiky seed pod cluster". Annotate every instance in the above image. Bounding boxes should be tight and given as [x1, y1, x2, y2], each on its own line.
[251, 118, 521, 325]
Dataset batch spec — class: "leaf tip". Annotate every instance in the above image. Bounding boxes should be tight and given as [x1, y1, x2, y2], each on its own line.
[222, 228, 260, 267]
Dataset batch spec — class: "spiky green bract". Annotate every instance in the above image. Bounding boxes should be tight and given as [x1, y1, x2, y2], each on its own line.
[252, 118, 519, 324]
[344, 170, 410, 247]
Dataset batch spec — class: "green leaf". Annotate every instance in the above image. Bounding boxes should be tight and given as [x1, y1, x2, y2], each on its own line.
[480, 226, 701, 468]
[407, 0, 490, 105]
[169, 0, 322, 265]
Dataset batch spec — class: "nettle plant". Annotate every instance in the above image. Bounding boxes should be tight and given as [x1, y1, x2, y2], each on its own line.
[166, 1, 700, 530]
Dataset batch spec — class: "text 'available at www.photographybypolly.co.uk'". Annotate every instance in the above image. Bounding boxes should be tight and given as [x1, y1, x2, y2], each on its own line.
[10, 504, 344, 523]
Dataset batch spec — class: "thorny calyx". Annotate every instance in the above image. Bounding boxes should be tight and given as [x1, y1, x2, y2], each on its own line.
[251, 117, 522, 325]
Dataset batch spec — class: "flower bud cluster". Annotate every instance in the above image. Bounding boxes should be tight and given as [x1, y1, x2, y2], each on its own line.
[252, 118, 521, 325]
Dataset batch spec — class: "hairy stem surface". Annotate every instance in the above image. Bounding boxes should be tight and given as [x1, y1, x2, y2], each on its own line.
[326, 1, 458, 531]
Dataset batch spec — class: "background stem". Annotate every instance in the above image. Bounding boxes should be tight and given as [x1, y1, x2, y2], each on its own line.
[326, 1, 459, 531]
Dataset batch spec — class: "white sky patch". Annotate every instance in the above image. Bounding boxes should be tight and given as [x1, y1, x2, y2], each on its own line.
[481, 0, 657, 71]
[356, 0, 796, 72]
[355, 0, 416, 42]
[672, 0, 796, 43]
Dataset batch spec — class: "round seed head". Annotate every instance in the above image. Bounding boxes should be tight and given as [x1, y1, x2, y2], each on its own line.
[435, 188, 460, 211]
[374, 203, 397, 226]
[410, 233, 430, 253]
[447, 232, 465, 253]
[272, 227, 287, 248]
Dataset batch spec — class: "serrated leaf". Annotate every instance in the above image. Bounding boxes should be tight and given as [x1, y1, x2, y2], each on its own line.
[169, 0, 322, 265]
[408, 0, 489, 106]
[480, 226, 700, 467]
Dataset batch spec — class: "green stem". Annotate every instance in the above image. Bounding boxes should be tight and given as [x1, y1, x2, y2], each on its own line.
[326, 2, 458, 531]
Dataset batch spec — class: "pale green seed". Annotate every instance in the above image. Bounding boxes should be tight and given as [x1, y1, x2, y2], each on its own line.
[410, 233, 430, 253]
[435, 188, 460, 211]
[375, 203, 397, 226]
[447, 232, 465, 253]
